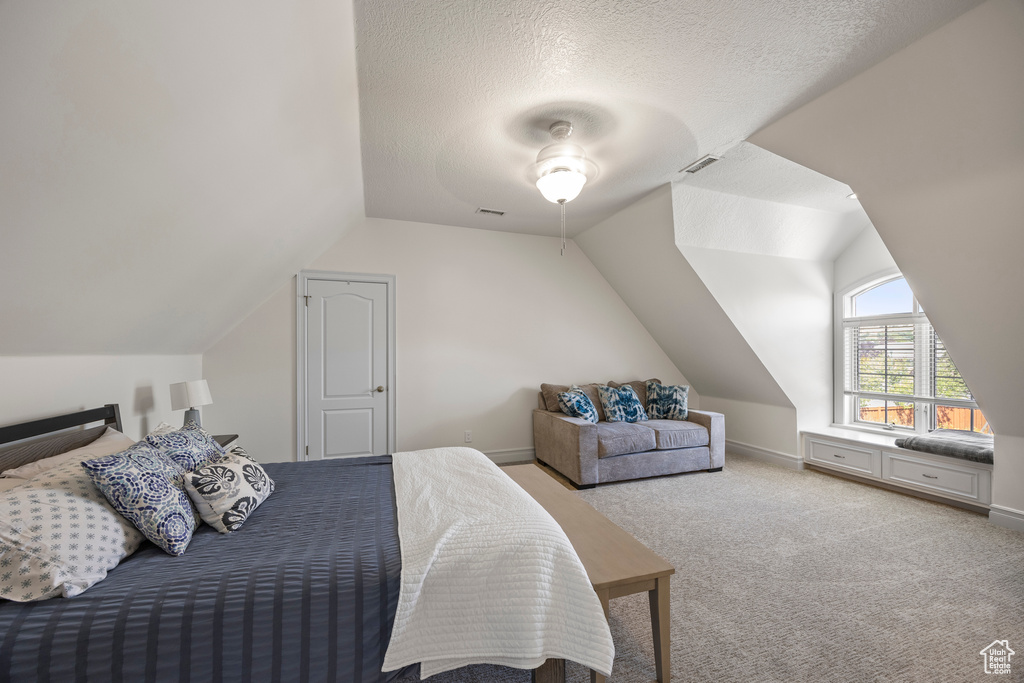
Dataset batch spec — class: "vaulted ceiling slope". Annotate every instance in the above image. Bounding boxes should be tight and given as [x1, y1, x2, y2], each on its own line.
[355, 0, 981, 238]
[0, 1, 364, 354]
[575, 185, 792, 409]
[751, 0, 1024, 438]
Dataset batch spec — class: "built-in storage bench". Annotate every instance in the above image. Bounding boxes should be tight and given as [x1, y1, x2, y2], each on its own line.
[802, 429, 992, 512]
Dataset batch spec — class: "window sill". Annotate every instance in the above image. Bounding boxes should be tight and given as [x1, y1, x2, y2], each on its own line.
[799, 424, 902, 450]
[830, 422, 914, 439]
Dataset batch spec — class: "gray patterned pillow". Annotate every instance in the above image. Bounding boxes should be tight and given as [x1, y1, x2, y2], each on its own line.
[0, 459, 145, 602]
[225, 444, 257, 463]
[184, 452, 275, 533]
[646, 381, 689, 420]
[597, 385, 649, 423]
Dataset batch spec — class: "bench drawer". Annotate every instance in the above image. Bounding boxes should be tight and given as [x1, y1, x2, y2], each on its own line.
[807, 440, 880, 477]
[882, 451, 991, 504]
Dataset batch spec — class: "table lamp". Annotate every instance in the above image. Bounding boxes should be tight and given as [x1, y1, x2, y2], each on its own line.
[170, 380, 213, 428]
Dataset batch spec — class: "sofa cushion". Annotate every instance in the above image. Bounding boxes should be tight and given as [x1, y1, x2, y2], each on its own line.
[607, 379, 661, 409]
[644, 420, 709, 450]
[646, 381, 689, 421]
[596, 422, 656, 458]
[541, 382, 606, 421]
[597, 385, 649, 423]
[557, 386, 599, 423]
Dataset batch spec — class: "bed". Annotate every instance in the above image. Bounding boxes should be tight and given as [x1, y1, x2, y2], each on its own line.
[0, 405, 613, 682]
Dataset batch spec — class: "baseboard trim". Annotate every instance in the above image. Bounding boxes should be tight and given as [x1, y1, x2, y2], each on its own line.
[726, 439, 803, 470]
[989, 504, 1024, 533]
[483, 447, 536, 465]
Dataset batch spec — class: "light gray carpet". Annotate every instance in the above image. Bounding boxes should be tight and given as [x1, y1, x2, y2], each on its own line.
[397, 454, 1024, 682]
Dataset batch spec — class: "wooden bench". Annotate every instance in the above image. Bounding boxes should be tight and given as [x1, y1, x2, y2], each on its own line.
[503, 464, 675, 683]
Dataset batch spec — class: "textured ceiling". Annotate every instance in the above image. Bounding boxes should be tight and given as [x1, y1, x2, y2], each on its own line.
[680, 142, 860, 214]
[355, 0, 982, 237]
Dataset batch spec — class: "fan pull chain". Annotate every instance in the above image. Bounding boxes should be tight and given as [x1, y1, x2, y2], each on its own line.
[559, 199, 566, 256]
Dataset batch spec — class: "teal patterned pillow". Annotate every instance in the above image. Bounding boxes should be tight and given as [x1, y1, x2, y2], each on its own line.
[597, 385, 648, 423]
[145, 423, 226, 472]
[647, 381, 689, 420]
[557, 386, 599, 423]
[82, 442, 198, 556]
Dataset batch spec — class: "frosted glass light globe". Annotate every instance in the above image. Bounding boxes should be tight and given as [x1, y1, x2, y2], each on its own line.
[536, 168, 587, 203]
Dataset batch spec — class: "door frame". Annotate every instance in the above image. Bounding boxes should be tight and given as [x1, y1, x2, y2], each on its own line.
[296, 270, 396, 461]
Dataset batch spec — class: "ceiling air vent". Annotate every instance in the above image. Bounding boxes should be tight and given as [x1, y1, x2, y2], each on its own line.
[475, 207, 505, 216]
[680, 154, 721, 174]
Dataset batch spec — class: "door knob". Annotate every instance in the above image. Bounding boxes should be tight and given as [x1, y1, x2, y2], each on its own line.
[376, 386, 385, 393]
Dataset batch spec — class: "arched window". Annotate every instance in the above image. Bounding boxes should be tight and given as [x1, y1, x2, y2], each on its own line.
[836, 275, 989, 434]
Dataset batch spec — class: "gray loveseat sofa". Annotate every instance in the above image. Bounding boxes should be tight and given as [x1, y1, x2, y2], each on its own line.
[533, 380, 725, 488]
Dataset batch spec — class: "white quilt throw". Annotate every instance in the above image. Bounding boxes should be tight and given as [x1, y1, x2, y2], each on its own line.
[382, 447, 614, 678]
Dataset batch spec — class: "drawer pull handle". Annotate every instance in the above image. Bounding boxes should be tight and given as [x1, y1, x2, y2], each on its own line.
[833, 454, 846, 459]
[922, 474, 939, 479]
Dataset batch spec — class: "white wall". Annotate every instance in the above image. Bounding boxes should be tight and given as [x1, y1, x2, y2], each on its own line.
[576, 183, 804, 456]
[0, 355, 202, 439]
[992, 436, 1024, 532]
[833, 224, 898, 293]
[0, 0, 365, 355]
[751, 0, 1024, 521]
[202, 217, 689, 462]
[576, 185, 790, 407]
[698, 397, 798, 456]
[681, 246, 834, 435]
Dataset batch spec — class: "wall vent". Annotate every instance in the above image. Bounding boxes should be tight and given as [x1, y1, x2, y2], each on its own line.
[475, 207, 505, 216]
[680, 154, 721, 174]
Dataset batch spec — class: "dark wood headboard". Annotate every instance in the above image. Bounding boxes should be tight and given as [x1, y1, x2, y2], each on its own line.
[0, 404, 122, 473]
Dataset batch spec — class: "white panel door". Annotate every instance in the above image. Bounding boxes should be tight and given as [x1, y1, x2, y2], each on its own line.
[306, 279, 389, 459]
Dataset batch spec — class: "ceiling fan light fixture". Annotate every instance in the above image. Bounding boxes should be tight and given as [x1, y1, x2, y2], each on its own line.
[529, 125, 599, 203]
[529, 120, 600, 257]
[536, 167, 587, 204]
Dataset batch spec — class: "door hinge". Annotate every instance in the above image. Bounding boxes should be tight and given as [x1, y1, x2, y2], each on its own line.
[305, 445, 309, 456]
[303, 295, 311, 306]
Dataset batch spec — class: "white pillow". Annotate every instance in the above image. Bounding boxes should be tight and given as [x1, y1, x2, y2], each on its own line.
[0, 458, 146, 601]
[146, 422, 177, 437]
[0, 427, 136, 481]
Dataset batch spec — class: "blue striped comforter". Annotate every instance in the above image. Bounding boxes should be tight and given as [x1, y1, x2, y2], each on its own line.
[0, 456, 411, 682]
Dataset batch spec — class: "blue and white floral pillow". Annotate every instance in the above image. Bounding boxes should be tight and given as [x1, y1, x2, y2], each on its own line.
[0, 459, 145, 602]
[597, 385, 648, 423]
[647, 381, 689, 420]
[184, 452, 275, 533]
[145, 423, 226, 472]
[557, 386, 600, 423]
[82, 442, 198, 556]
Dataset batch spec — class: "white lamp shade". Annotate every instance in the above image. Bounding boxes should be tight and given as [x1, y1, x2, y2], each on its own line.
[536, 169, 587, 203]
[170, 380, 213, 411]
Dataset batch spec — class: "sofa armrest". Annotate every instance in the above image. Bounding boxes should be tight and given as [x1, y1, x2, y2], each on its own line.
[687, 409, 725, 469]
[532, 410, 599, 486]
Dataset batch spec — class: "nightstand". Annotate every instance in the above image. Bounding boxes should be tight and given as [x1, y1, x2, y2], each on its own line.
[213, 434, 239, 449]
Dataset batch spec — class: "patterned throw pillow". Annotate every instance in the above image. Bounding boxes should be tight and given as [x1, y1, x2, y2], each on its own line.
[557, 386, 600, 423]
[597, 385, 649, 423]
[0, 459, 145, 602]
[184, 452, 275, 533]
[646, 381, 689, 420]
[224, 444, 257, 463]
[82, 442, 198, 556]
[145, 423, 226, 472]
